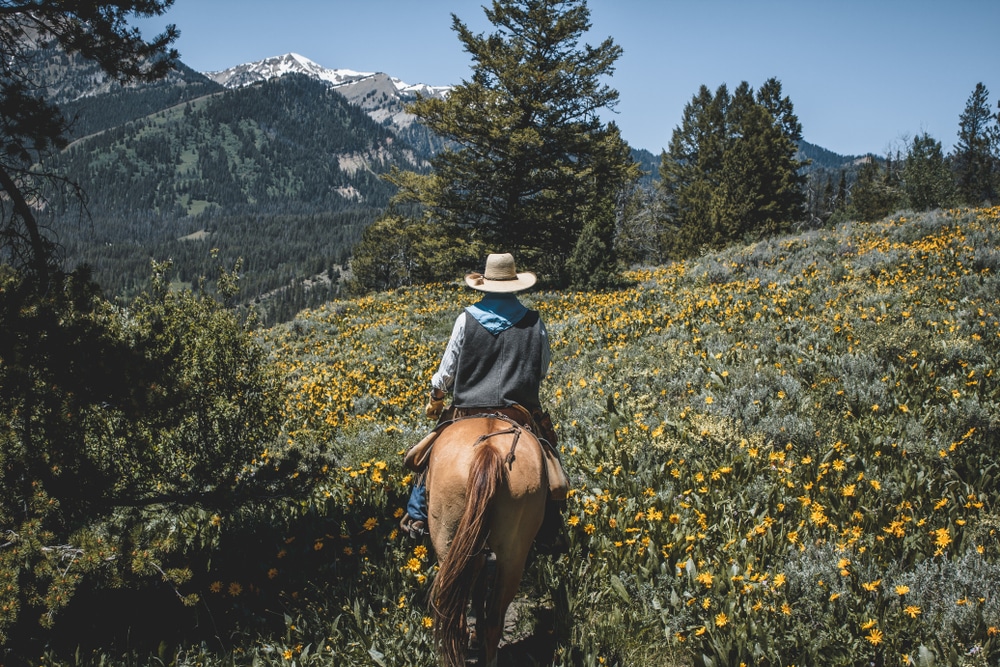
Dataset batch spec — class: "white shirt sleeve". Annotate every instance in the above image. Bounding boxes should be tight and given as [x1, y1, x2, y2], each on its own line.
[540, 317, 551, 378]
[431, 312, 466, 393]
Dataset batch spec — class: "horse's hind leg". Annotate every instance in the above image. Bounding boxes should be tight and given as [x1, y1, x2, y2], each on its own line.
[469, 552, 495, 661]
[480, 557, 525, 667]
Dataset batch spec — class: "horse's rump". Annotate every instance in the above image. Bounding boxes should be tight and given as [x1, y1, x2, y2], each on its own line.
[425, 415, 547, 667]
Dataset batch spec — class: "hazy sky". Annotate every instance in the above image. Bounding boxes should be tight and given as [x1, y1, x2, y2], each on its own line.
[134, 0, 1000, 157]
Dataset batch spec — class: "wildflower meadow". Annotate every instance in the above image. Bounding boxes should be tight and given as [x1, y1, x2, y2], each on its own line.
[188, 207, 998, 666]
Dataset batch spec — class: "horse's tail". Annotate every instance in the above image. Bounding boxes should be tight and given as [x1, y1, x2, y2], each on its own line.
[431, 441, 504, 667]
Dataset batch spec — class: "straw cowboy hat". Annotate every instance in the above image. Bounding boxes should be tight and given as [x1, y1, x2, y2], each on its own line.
[464, 253, 537, 293]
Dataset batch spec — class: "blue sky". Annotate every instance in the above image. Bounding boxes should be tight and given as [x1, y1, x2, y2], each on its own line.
[134, 0, 1000, 157]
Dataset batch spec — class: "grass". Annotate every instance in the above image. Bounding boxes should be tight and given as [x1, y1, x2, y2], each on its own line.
[259, 206, 1000, 666]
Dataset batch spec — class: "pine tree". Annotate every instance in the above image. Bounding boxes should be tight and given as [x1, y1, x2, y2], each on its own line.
[903, 132, 955, 211]
[658, 84, 727, 254]
[821, 175, 835, 220]
[710, 82, 765, 244]
[567, 122, 633, 289]
[850, 155, 902, 222]
[658, 78, 806, 257]
[837, 170, 848, 212]
[378, 0, 640, 289]
[952, 82, 998, 205]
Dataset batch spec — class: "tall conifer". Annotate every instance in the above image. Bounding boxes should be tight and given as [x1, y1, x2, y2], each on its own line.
[658, 78, 806, 257]
[904, 132, 955, 211]
[953, 83, 998, 205]
[378, 0, 639, 289]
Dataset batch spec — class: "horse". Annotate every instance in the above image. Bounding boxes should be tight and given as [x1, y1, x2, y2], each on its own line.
[424, 412, 548, 667]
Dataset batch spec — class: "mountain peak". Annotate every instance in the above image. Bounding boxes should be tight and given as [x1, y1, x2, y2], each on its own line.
[203, 53, 451, 139]
[205, 52, 374, 89]
[204, 53, 450, 99]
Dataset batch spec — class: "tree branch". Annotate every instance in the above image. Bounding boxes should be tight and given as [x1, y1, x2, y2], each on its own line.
[0, 165, 51, 284]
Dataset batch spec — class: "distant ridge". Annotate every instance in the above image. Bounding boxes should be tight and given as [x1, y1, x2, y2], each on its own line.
[205, 52, 374, 89]
[205, 52, 451, 143]
[797, 139, 862, 171]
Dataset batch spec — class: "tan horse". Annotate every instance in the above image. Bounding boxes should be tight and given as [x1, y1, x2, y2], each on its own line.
[425, 414, 548, 667]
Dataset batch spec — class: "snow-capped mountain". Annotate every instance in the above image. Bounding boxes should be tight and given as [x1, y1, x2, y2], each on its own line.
[205, 53, 450, 136]
[205, 53, 371, 89]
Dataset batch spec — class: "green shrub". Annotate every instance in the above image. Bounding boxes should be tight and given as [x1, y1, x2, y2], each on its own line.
[0, 260, 315, 651]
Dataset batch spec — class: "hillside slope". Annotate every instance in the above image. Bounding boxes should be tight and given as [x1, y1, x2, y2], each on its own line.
[41, 74, 428, 319]
[262, 207, 1000, 664]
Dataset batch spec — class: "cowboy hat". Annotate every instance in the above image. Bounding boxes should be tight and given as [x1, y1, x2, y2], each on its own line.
[464, 253, 537, 293]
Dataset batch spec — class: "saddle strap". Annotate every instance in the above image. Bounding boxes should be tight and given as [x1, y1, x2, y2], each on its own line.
[473, 426, 521, 469]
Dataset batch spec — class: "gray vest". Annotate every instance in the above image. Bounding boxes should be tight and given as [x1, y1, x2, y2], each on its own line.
[453, 309, 544, 409]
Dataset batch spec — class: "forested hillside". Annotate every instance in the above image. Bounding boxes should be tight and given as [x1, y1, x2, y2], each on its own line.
[58, 61, 224, 139]
[41, 73, 428, 321]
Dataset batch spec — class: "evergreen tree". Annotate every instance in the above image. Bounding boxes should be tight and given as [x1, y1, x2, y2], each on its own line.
[850, 155, 901, 222]
[837, 170, 848, 211]
[710, 82, 765, 244]
[903, 132, 955, 211]
[567, 121, 633, 289]
[658, 84, 727, 253]
[820, 174, 835, 220]
[658, 78, 807, 257]
[347, 213, 482, 294]
[952, 82, 998, 205]
[376, 0, 639, 289]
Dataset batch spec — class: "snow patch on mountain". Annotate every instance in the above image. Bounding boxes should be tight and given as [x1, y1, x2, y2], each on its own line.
[205, 53, 370, 88]
[205, 53, 449, 99]
[205, 52, 450, 147]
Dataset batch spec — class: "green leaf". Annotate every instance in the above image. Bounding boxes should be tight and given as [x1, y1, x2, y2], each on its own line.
[610, 574, 631, 604]
[368, 644, 386, 666]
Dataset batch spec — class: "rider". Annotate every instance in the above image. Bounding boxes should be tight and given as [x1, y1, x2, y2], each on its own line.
[400, 253, 566, 551]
